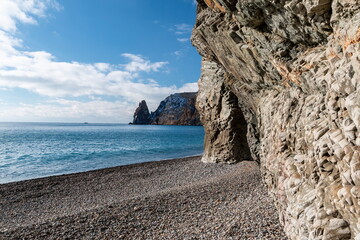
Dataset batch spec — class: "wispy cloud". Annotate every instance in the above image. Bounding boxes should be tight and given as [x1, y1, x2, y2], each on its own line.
[177, 82, 198, 92]
[0, 0, 60, 32]
[171, 23, 193, 58]
[174, 50, 182, 56]
[0, 0, 198, 122]
[177, 38, 189, 43]
[173, 23, 192, 35]
[122, 53, 168, 73]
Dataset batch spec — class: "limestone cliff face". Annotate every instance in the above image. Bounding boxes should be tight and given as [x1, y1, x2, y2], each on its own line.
[192, 0, 360, 239]
[133, 100, 151, 124]
[151, 92, 201, 126]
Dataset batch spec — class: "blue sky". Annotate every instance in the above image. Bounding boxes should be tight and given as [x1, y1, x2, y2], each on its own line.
[0, 0, 201, 123]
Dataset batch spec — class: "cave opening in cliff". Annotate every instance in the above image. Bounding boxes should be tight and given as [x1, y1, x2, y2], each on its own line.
[228, 91, 253, 163]
[197, 63, 254, 164]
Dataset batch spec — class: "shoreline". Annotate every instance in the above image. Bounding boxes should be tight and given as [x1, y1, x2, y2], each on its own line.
[0, 156, 287, 239]
[1, 154, 203, 185]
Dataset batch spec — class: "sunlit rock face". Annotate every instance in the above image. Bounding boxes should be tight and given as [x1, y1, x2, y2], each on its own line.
[133, 93, 201, 126]
[150, 92, 201, 126]
[196, 60, 252, 163]
[192, 0, 360, 239]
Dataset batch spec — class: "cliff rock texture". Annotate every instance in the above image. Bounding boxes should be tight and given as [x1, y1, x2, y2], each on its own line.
[132, 93, 201, 126]
[197, 60, 252, 163]
[151, 92, 201, 126]
[133, 100, 151, 125]
[192, 0, 360, 239]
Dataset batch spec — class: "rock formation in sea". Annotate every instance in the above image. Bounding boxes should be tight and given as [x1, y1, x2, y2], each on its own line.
[151, 92, 201, 126]
[132, 92, 201, 126]
[192, 0, 360, 239]
[132, 100, 151, 125]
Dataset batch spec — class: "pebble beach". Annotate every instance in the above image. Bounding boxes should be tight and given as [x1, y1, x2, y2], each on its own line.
[0, 156, 287, 239]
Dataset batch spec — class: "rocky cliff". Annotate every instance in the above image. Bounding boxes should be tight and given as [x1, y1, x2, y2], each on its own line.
[133, 100, 151, 125]
[150, 92, 201, 126]
[132, 92, 201, 126]
[192, 0, 360, 239]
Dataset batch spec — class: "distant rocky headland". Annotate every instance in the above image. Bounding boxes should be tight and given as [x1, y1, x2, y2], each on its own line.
[132, 92, 201, 126]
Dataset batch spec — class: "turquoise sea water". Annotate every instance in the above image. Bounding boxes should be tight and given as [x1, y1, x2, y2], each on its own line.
[0, 122, 204, 184]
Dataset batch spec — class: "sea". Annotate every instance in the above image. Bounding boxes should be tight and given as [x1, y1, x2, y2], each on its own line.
[0, 122, 204, 184]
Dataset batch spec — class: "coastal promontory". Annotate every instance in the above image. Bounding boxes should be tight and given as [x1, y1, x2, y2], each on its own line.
[132, 92, 201, 126]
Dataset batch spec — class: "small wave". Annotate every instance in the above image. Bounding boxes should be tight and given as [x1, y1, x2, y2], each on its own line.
[0, 123, 204, 183]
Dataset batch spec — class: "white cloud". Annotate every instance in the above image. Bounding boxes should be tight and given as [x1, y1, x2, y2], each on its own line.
[0, 0, 199, 122]
[174, 50, 182, 56]
[178, 82, 198, 92]
[0, 48, 194, 115]
[0, 0, 60, 32]
[122, 53, 168, 73]
[94, 63, 111, 72]
[177, 38, 189, 43]
[171, 24, 192, 58]
[173, 23, 192, 35]
[0, 99, 134, 123]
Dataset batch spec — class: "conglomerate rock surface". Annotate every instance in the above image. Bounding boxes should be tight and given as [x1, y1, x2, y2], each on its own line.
[192, 0, 360, 239]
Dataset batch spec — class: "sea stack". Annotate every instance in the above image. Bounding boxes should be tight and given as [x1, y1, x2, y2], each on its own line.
[132, 100, 151, 125]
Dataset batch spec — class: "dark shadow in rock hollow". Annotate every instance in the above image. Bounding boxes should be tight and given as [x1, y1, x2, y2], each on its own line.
[226, 90, 253, 162]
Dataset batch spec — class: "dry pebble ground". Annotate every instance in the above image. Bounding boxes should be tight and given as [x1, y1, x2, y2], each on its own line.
[0, 156, 287, 239]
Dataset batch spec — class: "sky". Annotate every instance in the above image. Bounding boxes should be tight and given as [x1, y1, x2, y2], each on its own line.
[0, 0, 201, 123]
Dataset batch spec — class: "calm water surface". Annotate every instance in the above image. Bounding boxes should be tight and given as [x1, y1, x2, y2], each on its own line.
[0, 122, 204, 183]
